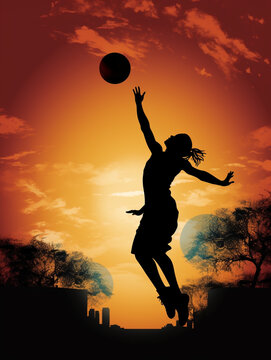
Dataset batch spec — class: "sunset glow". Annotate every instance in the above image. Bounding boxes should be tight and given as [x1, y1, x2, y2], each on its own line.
[1, 0, 271, 329]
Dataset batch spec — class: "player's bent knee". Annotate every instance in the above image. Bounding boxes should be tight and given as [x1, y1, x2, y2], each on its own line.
[153, 252, 167, 263]
[135, 253, 150, 264]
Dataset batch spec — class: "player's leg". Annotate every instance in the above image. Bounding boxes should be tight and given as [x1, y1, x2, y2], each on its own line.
[154, 252, 189, 325]
[153, 252, 180, 292]
[135, 253, 165, 293]
[135, 253, 175, 318]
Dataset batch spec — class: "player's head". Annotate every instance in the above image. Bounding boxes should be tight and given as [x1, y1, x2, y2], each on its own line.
[165, 133, 205, 166]
[165, 133, 192, 156]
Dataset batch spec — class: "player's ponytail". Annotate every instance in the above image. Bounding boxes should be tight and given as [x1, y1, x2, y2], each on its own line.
[190, 148, 206, 166]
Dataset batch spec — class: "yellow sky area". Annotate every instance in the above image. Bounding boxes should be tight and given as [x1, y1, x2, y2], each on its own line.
[2, 48, 270, 328]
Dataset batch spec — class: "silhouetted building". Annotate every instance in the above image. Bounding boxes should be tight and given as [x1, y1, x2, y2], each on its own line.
[200, 288, 271, 331]
[194, 286, 271, 355]
[95, 310, 100, 325]
[88, 307, 97, 326]
[102, 307, 110, 327]
[0, 286, 88, 355]
[89, 308, 95, 321]
[186, 319, 193, 329]
[0, 287, 87, 329]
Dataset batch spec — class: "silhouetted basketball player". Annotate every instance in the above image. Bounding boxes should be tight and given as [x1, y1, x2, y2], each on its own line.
[127, 87, 234, 325]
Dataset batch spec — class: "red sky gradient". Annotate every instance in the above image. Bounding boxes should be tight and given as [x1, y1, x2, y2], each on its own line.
[1, 0, 271, 328]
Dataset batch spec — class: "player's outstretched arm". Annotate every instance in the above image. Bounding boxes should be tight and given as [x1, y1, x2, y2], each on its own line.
[133, 86, 161, 154]
[126, 205, 145, 216]
[183, 161, 234, 186]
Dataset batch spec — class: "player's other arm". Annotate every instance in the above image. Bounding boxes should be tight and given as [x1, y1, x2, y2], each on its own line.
[183, 161, 234, 186]
[126, 205, 145, 216]
[133, 86, 162, 154]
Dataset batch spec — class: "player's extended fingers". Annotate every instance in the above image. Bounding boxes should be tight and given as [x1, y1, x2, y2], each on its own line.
[228, 171, 234, 178]
[142, 91, 146, 98]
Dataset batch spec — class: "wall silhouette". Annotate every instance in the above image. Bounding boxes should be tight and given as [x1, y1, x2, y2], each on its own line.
[1, 286, 270, 358]
[194, 287, 271, 356]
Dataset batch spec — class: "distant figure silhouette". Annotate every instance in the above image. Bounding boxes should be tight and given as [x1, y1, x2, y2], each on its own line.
[127, 87, 234, 325]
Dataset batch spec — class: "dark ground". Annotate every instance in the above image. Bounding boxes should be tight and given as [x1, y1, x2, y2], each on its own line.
[1, 287, 270, 359]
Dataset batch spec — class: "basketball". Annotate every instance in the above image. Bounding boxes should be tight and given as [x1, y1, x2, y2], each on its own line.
[99, 53, 131, 84]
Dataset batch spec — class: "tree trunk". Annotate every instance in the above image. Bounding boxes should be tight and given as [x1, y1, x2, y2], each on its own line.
[251, 264, 261, 288]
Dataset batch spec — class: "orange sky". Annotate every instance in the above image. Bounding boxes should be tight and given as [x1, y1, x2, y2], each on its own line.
[1, 0, 271, 329]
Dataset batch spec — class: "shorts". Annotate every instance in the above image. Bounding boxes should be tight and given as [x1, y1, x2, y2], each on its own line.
[131, 197, 179, 256]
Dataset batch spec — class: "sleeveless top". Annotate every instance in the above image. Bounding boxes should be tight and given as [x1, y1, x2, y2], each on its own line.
[142, 145, 188, 206]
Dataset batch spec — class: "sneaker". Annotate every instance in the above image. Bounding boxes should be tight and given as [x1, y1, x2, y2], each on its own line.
[174, 292, 189, 326]
[157, 287, 176, 319]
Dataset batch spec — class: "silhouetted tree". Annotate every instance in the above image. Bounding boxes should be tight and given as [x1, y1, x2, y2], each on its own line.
[0, 238, 112, 298]
[181, 275, 231, 317]
[58, 251, 112, 296]
[186, 195, 271, 287]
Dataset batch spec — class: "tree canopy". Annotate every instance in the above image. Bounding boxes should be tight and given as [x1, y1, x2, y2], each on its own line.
[0, 237, 113, 298]
[186, 195, 271, 287]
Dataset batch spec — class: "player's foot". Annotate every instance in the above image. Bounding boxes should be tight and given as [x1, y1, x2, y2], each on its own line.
[157, 287, 176, 319]
[174, 292, 189, 326]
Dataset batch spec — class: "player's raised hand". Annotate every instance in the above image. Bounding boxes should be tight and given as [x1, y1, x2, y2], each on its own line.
[222, 171, 234, 186]
[133, 86, 145, 105]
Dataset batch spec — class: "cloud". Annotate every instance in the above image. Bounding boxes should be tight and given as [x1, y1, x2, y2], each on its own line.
[181, 189, 213, 207]
[53, 162, 95, 175]
[180, 185, 230, 207]
[0, 112, 33, 136]
[124, 0, 158, 19]
[179, 9, 261, 78]
[44, 0, 115, 18]
[245, 66, 251, 74]
[16, 179, 46, 198]
[30, 228, 71, 245]
[111, 190, 143, 197]
[172, 178, 194, 185]
[35, 221, 47, 227]
[163, 3, 182, 17]
[195, 66, 212, 77]
[0, 150, 36, 162]
[34, 163, 48, 171]
[16, 178, 94, 225]
[88, 164, 132, 186]
[251, 126, 271, 149]
[71, 0, 91, 13]
[61, 207, 81, 216]
[172, 172, 195, 185]
[226, 163, 246, 168]
[69, 26, 148, 59]
[98, 18, 129, 30]
[247, 14, 264, 24]
[22, 197, 66, 215]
